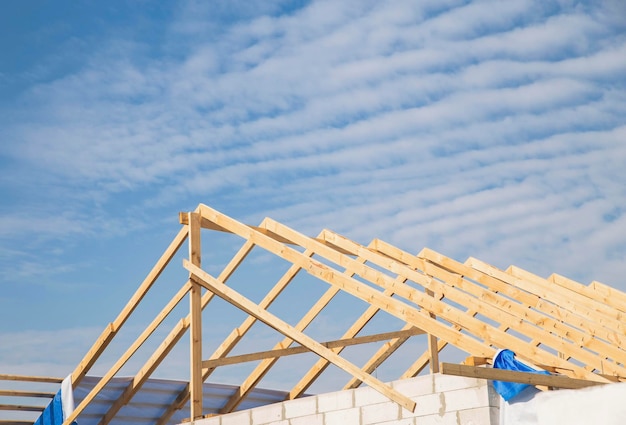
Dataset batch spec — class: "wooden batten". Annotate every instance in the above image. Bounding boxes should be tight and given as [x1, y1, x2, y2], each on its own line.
[0, 390, 56, 398]
[441, 362, 607, 390]
[202, 329, 424, 369]
[0, 375, 62, 384]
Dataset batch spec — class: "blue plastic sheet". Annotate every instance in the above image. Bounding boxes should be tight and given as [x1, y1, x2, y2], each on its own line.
[492, 349, 551, 401]
[34, 389, 64, 425]
[33, 382, 77, 425]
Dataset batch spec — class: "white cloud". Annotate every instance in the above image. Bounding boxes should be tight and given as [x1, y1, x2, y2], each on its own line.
[1, 0, 625, 357]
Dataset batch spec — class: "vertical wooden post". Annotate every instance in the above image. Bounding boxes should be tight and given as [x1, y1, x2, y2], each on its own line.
[188, 212, 203, 419]
[426, 289, 440, 373]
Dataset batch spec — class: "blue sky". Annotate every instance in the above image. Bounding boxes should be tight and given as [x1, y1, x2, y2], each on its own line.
[1, 0, 626, 390]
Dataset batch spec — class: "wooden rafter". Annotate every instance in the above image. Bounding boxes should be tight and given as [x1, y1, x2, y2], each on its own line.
[342, 323, 419, 390]
[201, 329, 424, 369]
[292, 235, 422, 393]
[219, 234, 392, 411]
[284, 245, 378, 401]
[508, 265, 625, 326]
[102, 239, 256, 425]
[549, 274, 626, 314]
[441, 363, 608, 390]
[215, 241, 325, 413]
[71, 225, 188, 387]
[157, 228, 318, 420]
[395, 246, 626, 372]
[468, 258, 625, 335]
[184, 259, 417, 412]
[15, 203, 623, 425]
[64, 280, 192, 425]
[415, 249, 626, 371]
[318, 230, 616, 382]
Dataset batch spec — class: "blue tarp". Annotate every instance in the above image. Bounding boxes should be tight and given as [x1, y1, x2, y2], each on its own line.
[33, 376, 77, 425]
[492, 349, 551, 401]
[34, 389, 65, 425]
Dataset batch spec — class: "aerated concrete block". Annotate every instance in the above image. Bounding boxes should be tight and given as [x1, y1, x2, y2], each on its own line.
[221, 409, 251, 425]
[354, 385, 393, 407]
[318, 389, 354, 412]
[361, 401, 401, 425]
[413, 411, 460, 425]
[250, 403, 283, 425]
[442, 385, 491, 412]
[391, 374, 434, 398]
[290, 413, 324, 425]
[324, 406, 360, 425]
[284, 395, 317, 418]
[407, 392, 445, 418]
[457, 406, 500, 425]
[433, 374, 482, 393]
[373, 418, 416, 425]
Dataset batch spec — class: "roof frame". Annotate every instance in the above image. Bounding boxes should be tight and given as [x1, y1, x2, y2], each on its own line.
[5, 202, 615, 425]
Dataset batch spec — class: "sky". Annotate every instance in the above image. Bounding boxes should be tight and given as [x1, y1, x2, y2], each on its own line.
[1, 0, 626, 396]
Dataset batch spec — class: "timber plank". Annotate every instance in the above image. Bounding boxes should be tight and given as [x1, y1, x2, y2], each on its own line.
[185, 259, 417, 412]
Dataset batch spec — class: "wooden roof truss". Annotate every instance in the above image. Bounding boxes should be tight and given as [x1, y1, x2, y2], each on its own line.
[3, 203, 624, 425]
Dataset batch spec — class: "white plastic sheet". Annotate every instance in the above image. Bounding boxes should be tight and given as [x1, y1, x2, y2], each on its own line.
[500, 382, 626, 425]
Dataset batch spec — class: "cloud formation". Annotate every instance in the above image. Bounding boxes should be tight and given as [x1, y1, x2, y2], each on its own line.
[0, 0, 625, 381]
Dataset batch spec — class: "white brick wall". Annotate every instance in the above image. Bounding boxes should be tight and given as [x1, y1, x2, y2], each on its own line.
[318, 388, 354, 412]
[191, 373, 500, 425]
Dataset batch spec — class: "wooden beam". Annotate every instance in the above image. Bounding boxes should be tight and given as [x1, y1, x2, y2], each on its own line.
[419, 254, 626, 371]
[402, 339, 449, 379]
[508, 265, 625, 327]
[343, 323, 418, 390]
[324, 233, 620, 381]
[420, 248, 626, 357]
[440, 363, 608, 390]
[0, 421, 37, 425]
[0, 375, 62, 384]
[216, 228, 385, 412]
[409, 246, 626, 374]
[197, 204, 494, 359]
[220, 252, 356, 413]
[201, 208, 611, 383]
[467, 257, 625, 338]
[151, 240, 257, 425]
[549, 274, 626, 315]
[426, 290, 439, 374]
[184, 260, 417, 413]
[71, 225, 188, 386]
[0, 390, 55, 398]
[211, 243, 320, 414]
[224, 239, 366, 411]
[188, 212, 203, 420]
[464, 357, 492, 366]
[64, 281, 192, 425]
[201, 328, 424, 369]
[0, 405, 44, 412]
[588, 280, 626, 313]
[179, 212, 353, 254]
[96, 318, 190, 425]
[288, 236, 421, 399]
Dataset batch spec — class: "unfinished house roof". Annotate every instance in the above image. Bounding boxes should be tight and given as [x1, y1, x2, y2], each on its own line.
[3, 203, 625, 425]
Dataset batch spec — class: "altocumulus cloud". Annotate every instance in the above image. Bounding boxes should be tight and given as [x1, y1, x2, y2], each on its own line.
[0, 0, 625, 373]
